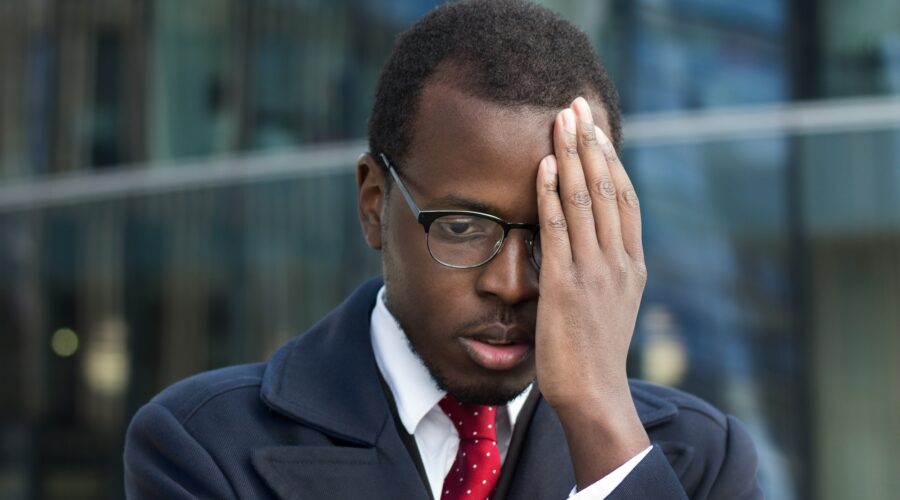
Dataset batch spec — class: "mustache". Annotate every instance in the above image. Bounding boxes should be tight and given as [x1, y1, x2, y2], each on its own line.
[455, 308, 536, 341]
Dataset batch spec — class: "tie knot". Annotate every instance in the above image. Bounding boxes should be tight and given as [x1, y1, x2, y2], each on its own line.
[438, 394, 498, 441]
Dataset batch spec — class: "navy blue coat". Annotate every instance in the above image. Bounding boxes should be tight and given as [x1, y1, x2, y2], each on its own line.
[124, 277, 762, 499]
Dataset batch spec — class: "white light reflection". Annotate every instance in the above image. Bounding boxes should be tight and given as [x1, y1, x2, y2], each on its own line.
[83, 318, 130, 397]
[641, 305, 688, 387]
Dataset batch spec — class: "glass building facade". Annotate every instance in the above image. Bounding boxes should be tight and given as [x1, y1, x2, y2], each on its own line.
[1, 1, 898, 499]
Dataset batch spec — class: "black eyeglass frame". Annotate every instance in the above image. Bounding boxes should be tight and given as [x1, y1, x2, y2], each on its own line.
[378, 153, 541, 269]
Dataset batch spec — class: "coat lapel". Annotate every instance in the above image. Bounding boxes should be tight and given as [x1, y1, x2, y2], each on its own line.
[251, 277, 431, 499]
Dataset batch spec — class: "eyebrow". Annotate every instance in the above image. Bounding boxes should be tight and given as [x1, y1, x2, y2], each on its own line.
[426, 193, 501, 215]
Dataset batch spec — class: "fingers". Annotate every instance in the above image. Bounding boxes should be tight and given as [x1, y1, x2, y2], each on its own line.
[553, 107, 601, 263]
[535, 155, 572, 266]
[595, 107, 644, 266]
[543, 97, 644, 269]
[571, 98, 624, 256]
[593, 122, 644, 264]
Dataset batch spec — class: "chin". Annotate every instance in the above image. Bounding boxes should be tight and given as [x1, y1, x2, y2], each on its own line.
[428, 362, 535, 406]
[445, 380, 534, 406]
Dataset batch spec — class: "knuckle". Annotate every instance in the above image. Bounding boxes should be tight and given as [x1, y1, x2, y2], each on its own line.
[635, 262, 649, 286]
[564, 142, 580, 158]
[542, 178, 559, 194]
[567, 190, 592, 209]
[548, 215, 568, 230]
[580, 126, 599, 147]
[591, 177, 617, 201]
[614, 260, 630, 285]
[597, 255, 631, 287]
[620, 188, 640, 208]
[600, 141, 618, 164]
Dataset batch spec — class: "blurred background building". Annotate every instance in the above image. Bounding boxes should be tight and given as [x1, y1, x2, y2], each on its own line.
[0, 0, 898, 499]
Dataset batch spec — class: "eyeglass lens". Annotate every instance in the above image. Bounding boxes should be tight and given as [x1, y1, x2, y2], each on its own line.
[426, 214, 541, 268]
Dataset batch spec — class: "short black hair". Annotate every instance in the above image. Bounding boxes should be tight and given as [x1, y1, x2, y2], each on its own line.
[368, 0, 622, 168]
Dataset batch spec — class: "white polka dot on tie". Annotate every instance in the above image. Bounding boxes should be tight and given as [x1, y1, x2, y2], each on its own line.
[446, 490, 450, 495]
[473, 464, 477, 469]
[482, 480, 487, 484]
[467, 490, 471, 495]
[462, 452, 466, 456]
[488, 424, 492, 429]
[472, 431, 477, 435]
[492, 469, 497, 474]
[475, 439, 479, 444]
[486, 452, 491, 456]
[459, 421, 463, 425]
[459, 477, 464, 482]
[474, 411, 479, 415]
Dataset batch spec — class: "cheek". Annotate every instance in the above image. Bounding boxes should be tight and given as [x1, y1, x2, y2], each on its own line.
[381, 203, 482, 333]
[384, 237, 474, 328]
[382, 209, 430, 282]
[382, 200, 457, 291]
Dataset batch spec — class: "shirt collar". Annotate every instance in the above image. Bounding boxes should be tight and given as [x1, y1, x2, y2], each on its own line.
[370, 285, 532, 435]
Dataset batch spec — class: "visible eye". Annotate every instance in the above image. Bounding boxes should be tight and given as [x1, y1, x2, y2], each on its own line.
[447, 221, 475, 235]
[431, 216, 496, 242]
[435, 218, 482, 236]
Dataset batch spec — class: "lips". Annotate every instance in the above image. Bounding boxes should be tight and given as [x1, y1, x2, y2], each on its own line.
[458, 324, 534, 371]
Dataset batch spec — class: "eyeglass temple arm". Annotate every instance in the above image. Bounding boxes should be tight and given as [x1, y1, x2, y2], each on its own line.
[379, 153, 422, 218]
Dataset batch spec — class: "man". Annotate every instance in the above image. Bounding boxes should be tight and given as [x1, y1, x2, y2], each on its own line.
[124, 1, 761, 498]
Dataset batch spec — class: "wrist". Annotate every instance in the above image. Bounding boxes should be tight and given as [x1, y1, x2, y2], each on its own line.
[546, 372, 633, 417]
[556, 398, 647, 448]
[553, 391, 650, 489]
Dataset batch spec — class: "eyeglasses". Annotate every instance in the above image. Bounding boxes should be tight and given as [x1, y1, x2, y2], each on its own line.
[379, 153, 541, 269]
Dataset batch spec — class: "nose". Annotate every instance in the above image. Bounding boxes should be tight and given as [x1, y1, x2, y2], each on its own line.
[474, 230, 539, 305]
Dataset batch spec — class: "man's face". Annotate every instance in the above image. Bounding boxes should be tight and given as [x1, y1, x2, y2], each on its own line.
[361, 81, 610, 405]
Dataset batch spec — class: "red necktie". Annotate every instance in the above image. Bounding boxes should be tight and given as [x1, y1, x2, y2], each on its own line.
[438, 394, 502, 500]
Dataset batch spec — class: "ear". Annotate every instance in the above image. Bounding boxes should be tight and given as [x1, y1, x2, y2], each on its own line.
[356, 153, 387, 250]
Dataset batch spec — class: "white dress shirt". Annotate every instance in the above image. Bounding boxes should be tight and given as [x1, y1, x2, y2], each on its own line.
[370, 286, 651, 500]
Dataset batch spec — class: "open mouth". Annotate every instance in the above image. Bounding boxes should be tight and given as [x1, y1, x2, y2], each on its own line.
[475, 337, 518, 346]
[459, 325, 534, 371]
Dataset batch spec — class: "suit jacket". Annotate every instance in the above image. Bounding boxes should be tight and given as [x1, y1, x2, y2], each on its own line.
[124, 277, 762, 499]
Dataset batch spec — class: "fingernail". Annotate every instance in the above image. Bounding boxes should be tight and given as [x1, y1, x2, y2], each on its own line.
[544, 155, 557, 175]
[562, 109, 576, 135]
[573, 97, 592, 123]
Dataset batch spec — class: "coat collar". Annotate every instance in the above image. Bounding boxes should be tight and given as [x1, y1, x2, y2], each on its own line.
[253, 276, 434, 500]
[259, 276, 388, 446]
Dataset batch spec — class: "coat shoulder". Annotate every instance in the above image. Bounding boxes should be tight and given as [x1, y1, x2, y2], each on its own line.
[148, 362, 266, 425]
[628, 378, 729, 431]
[627, 379, 761, 498]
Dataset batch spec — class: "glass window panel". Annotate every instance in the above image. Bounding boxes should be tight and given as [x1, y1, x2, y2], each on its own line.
[625, 135, 801, 498]
[821, 0, 900, 97]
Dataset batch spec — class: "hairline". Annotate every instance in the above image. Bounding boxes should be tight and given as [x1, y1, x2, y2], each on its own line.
[388, 60, 616, 171]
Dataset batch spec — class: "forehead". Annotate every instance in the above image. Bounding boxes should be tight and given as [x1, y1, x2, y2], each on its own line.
[402, 81, 609, 220]
[408, 82, 554, 174]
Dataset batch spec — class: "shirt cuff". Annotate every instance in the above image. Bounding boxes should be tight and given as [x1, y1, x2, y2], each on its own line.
[567, 445, 654, 499]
